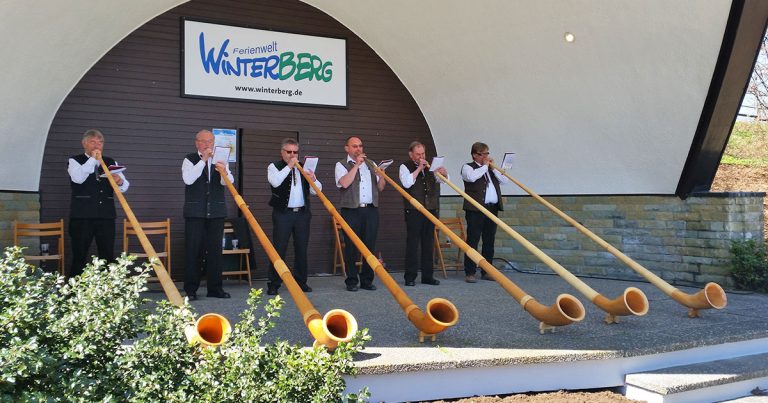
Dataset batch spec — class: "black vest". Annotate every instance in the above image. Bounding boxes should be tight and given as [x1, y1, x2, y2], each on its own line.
[183, 152, 227, 218]
[402, 160, 439, 210]
[268, 160, 311, 210]
[69, 154, 117, 219]
[463, 161, 504, 211]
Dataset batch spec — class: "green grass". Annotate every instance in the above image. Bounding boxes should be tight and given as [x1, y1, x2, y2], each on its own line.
[721, 155, 765, 165]
[723, 122, 768, 166]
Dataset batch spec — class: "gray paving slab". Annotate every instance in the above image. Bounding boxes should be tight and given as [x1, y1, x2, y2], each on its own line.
[144, 268, 768, 374]
[721, 396, 768, 402]
[625, 352, 768, 394]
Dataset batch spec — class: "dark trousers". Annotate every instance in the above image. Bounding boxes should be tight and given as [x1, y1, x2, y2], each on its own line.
[464, 207, 498, 275]
[68, 218, 115, 277]
[268, 208, 311, 290]
[404, 209, 436, 282]
[340, 206, 378, 287]
[184, 217, 224, 294]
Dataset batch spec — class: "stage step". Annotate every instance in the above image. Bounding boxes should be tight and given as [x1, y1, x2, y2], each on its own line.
[624, 352, 768, 403]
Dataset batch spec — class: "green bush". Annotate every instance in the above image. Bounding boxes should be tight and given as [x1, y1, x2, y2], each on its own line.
[729, 240, 768, 292]
[0, 247, 369, 402]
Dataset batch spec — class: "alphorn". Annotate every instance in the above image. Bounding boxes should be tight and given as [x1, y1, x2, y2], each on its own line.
[97, 157, 231, 347]
[215, 165, 357, 349]
[295, 162, 458, 342]
[366, 158, 585, 333]
[433, 163, 648, 324]
[490, 162, 727, 318]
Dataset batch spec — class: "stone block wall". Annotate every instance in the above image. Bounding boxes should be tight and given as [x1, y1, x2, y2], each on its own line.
[439, 192, 764, 288]
[0, 191, 41, 250]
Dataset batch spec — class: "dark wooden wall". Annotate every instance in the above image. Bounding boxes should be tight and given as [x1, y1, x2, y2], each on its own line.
[40, 0, 436, 279]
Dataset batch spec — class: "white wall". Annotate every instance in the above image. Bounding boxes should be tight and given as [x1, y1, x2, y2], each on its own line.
[0, 0, 731, 194]
[305, 0, 731, 195]
[0, 0, 184, 191]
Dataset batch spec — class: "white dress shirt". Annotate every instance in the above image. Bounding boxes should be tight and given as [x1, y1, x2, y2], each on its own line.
[182, 153, 234, 185]
[335, 156, 378, 204]
[398, 163, 448, 189]
[267, 163, 321, 208]
[67, 154, 129, 192]
[460, 163, 509, 204]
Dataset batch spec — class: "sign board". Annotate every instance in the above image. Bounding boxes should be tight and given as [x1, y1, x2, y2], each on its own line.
[182, 19, 347, 107]
[213, 128, 237, 162]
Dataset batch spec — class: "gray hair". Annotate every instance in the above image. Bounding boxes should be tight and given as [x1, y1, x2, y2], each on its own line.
[195, 129, 213, 140]
[82, 129, 104, 142]
[409, 141, 424, 151]
[281, 138, 299, 148]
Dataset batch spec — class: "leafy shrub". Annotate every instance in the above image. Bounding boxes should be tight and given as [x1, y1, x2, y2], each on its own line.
[729, 239, 768, 292]
[0, 247, 369, 402]
[0, 248, 147, 400]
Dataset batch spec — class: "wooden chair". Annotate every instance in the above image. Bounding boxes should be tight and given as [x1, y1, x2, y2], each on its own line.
[434, 217, 466, 278]
[221, 221, 252, 286]
[332, 216, 347, 275]
[123, 218, 171, 281]
[13, 219, 65, 275]
[332, 216, 364, 276]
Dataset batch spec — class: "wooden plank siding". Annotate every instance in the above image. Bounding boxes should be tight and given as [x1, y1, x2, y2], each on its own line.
[39, 0, 437, 280]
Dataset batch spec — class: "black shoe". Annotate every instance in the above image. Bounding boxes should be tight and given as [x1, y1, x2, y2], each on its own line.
[405, 280, 416, 286]
[346, 285, 359, 292]
[266, 288, 278, 296]
[207, 290, 231, 298]
[186, 292, 198, 301]
[422, 279, 440, 285]
[360, 284, 377, 291]
[300, 284, 313, 292]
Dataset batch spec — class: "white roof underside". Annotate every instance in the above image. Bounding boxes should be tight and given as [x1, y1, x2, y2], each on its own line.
[0, 0, 730, 194]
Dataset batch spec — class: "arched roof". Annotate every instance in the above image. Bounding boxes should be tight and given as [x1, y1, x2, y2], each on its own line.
[1, 0, 765, 196]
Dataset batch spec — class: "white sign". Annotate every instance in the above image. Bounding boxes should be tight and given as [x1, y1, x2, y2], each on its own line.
[213, 128, 237, 162]
[213, 146, 231, 165]
[303, 156, 318, 173]
[501, 152, 515, 171]
[429, 156, 445, 172]
[183, 19, 347, 107]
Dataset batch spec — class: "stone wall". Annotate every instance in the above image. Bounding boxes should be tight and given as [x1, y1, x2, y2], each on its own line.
[439, 192, 765, 287]
[0, 191, 41, 250]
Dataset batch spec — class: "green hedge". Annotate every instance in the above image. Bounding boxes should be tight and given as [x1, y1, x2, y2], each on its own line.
[0, 247, 369, 402]
[730, 240, 768, 292]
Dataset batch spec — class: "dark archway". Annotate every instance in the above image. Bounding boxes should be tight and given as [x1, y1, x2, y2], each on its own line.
[40, 0, 436, 277]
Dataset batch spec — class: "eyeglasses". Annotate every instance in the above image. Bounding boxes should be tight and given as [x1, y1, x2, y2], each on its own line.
[475, 151, 490, 156]
[282, 149, 299, 154]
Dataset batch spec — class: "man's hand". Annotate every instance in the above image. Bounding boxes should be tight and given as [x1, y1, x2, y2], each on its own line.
[91, 149, 102, 161]
[418, 158, 428, 171]
[436, 166, 447, 177]
[111, 173, 123, 185]
[485, 156, 494, 166]
[202, 148, 213, 161]
[288, 156, 298, 168]
[355, 153, 366, 166]
[214, 161, 227, 173]
[306, 169, 316, 181]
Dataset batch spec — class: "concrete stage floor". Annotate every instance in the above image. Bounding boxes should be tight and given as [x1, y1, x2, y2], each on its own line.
[146, 268, 768, 401]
